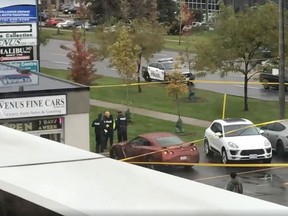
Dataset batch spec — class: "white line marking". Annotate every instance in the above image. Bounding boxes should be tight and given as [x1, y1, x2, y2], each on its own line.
[52, 61, 69, 65]
[234, 85, 261, 89]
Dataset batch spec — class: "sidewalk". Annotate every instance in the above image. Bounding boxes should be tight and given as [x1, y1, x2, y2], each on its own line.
[90, 99, 211, 128]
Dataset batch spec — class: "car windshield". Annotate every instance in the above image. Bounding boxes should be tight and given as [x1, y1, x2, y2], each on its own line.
[155, 136, 184, 147]
[224, 124, 260, 137]
[162, 62, 174, 70]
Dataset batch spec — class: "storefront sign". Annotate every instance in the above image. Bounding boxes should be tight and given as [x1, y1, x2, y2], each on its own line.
[0, 23, 37, 36]
[0, 0, 37, 23]
[1, 117, 64, 132]
[0, 95, 67, 120]
[0, 63, 38, 87]
[0, 46, 33, 62]
[0, 38, 36, 46]
[6, 60, 39, 72]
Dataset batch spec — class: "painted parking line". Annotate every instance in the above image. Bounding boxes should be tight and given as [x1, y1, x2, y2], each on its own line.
[194, 167, 286, 182]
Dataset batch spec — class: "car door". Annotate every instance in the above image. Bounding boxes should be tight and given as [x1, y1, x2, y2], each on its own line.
[124, 137, 150, 161]
[147, 63, 159, 80]
[266, 123, 285, 150]
[156, 63, 165, 81]
[206, 122, 223, 153]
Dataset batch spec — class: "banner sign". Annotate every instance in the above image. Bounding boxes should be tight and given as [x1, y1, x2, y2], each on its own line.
[0, 95, 67, 119]
[1, 117, 64, 132]
[0, 0, 37, 23]
[6, 60, 39, 72]
[0, 63, 38, 87]
[0, 38, 37, 46]
[0, 46, 33, 62]
[0, 23, 37, 39]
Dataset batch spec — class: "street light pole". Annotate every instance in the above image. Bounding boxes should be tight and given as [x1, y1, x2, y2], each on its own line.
[279, 0, 285, 119]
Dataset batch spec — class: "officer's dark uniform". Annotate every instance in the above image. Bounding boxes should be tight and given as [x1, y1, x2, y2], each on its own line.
[91, 113, 105, 153]
[103, 111, 114, 149]
[115, 111, 128, 142]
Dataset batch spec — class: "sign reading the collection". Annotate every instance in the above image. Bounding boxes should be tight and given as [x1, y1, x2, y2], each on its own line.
[1, 117, 64, 132]
[0, 95, 67, 120]
[6, 60, 39, 72]
[0, 0, 37, 23]
[0, 63, 39, 87]
[0, 46, 33, 62]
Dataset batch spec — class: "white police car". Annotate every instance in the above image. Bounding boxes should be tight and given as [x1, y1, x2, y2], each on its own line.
[204, 118, 272, 164]
[142, 58, 195, 82]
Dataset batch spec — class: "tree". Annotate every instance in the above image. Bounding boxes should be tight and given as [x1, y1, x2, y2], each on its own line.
[60, 30, 98, 85]
[192, 2, 278, 111]
[157, 0, 178, 24]
[177, 0, 193, 45]
[96, 18, 165, 92]
[165, 57, 188, 121]
[109, 27, 141, 106]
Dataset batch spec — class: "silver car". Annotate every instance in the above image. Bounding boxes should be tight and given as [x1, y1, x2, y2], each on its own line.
[260, 121, 288, 157]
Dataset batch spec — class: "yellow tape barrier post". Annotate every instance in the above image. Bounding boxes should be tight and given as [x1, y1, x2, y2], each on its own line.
[222, 93, 227, 119]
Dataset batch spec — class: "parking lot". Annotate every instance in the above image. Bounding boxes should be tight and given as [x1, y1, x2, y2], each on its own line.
[163, 146, 288, 207]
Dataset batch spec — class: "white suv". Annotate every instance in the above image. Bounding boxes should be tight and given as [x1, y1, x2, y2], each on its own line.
[204, 118, 272, 164]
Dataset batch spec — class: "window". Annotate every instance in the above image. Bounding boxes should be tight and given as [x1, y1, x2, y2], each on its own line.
[129, 137, 150, 146]
[261, 123, 275, 130]
[155, 136, 184, 147]
[157, 63, 165, 70]
[149, 63, 157, 68]
[273, 123, 285, 132]
[224, 124, 260, 137]
[210, 122, 222, 133]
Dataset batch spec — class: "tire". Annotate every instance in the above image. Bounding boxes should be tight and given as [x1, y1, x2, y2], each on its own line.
[143, 72, 152, 82]
[204, 139, 214, 156]
[109, 147, 124, 160]
[221, 148, 230, 164]
[263, 157, 272, 163]
[276, 140, 285, 157]
[263, 79, 270, 90]
[183, 166, 193, 171]
[147, 156, 159, 170]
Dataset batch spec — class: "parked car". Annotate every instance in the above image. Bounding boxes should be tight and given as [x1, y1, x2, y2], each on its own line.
[60, 4, 72, 11]
[204, 118, 272, 164]
[63, 6, 77, 14]
[76, 21, 92, 31]
[141, 57, 195, 82]
[110, 132, 200, 170]
[38, 12, 49, 22]
[56, 20, 74, 29]
[260, 121, 288, 157]
[45, 18, 65, 27]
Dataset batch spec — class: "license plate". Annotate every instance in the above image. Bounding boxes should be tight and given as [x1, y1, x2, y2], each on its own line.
[180, 156, 188, 160]
[249, 154, 257, 159]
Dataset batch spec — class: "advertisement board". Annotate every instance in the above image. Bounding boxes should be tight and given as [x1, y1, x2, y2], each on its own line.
[0, 23, 37, 39]
[0, 0, 37, 23]
[0, 95, 67, 120]
[6, 60, 39, 72]
[0, 63, 39, 87]
[0, 46, 34, 62]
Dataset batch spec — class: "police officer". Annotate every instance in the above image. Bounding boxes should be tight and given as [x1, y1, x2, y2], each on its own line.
[115, 110, 128, 142]
[103, 111, 114, 149]
[91, 113, 105, 153]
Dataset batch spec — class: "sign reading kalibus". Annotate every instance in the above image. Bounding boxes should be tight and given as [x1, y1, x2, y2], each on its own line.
[0, 0, 37, 23]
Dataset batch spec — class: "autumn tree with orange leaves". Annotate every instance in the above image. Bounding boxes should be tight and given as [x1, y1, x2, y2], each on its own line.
[178, 0, 193, 45]
[61, 30, 98, 85]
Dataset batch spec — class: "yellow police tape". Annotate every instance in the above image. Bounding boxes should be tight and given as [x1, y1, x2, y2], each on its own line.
[90, 80, 287, 88]
[127, 161, 288, 167]
[120, 119, 288, 163]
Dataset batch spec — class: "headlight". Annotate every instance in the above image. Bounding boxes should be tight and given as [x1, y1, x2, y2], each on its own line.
[228, 142, 239, 148]
[264, 139, 271, 147]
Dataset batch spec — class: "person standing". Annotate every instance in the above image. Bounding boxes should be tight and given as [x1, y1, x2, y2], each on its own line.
[226, 172, 243, 194]
[115, 110, 128, 142]
[103, 111, 114, 149]
[91, 113, 105, 153]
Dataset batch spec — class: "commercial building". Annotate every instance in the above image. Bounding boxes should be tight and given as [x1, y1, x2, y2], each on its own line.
[0, 63, 90, 151]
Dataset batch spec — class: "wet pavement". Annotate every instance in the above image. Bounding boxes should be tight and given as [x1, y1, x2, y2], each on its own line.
[160, 146, 288, 207]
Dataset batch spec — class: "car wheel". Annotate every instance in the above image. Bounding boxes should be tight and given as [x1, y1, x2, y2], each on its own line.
[263, 157, 272, 163]
[221, 149, 230, 164]
[276, 140, 285, 157]
[144, 72, 152, 82]
[204, 139, 214, 156]
[147, 156, 159, 170]
[263, 79, 270, 90]
[109, 147, 124, 160]
[183, 166, 193, 171]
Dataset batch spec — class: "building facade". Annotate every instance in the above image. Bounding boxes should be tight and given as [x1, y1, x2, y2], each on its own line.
[0, 64, 90, 151]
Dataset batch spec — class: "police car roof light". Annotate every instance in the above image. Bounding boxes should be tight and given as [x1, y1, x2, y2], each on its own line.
[157, 57, 174, 63]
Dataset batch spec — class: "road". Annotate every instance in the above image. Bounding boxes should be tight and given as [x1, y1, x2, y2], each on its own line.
[40, 39, 288, 101]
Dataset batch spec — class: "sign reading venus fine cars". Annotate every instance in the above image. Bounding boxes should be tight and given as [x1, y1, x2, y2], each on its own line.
[0, 0, 39, 87]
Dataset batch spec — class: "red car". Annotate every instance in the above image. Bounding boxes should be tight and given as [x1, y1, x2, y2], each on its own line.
[109, 132, 200, 170]
[45, 18, 65, 27]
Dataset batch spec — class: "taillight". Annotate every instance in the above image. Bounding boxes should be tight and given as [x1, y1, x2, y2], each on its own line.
[190, 145, 197, 151]
[163, 150, 174, 155]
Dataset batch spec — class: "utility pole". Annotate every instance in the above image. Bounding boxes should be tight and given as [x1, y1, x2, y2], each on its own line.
[205, 0, 208, 22]
[279, 0, 285, 119]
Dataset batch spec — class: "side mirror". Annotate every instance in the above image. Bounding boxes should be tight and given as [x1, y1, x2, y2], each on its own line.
[259, 129, 264, 134]
[215, 132, 223, 138]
